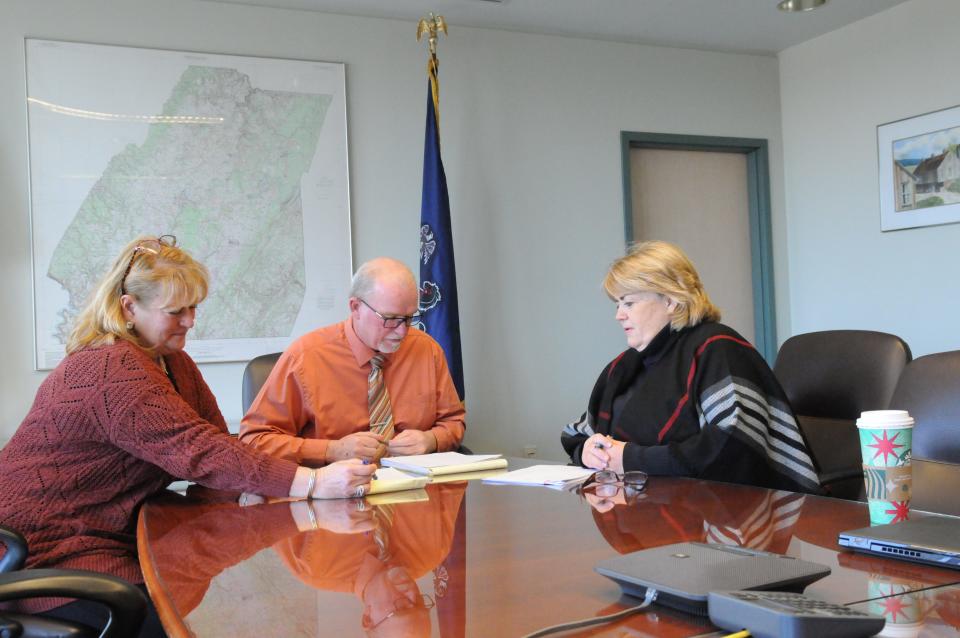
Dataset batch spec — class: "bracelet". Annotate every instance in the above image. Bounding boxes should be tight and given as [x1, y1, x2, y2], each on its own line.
[306, 502, 319, 530]
[305, 468, 318, 499]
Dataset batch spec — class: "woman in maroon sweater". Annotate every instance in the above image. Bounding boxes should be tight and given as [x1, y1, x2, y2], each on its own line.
[0, 236, 374, 636]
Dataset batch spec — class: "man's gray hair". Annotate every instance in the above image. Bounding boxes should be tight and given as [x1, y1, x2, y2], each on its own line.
[349, 258, 416, 299]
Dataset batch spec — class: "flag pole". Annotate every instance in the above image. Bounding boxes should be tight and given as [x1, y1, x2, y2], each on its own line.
[418, 19, 467, 638]
[416, 14, 447, 130]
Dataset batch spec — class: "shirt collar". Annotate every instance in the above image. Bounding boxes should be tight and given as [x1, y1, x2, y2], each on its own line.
[345, 317, 384, 368]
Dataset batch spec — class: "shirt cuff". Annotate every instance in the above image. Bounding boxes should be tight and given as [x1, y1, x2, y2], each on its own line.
[431, 426, 456, 452]
[302, 438, 330, 466]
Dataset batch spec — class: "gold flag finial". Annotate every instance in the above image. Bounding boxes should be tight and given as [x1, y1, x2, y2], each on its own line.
[416, 13, 447, 58]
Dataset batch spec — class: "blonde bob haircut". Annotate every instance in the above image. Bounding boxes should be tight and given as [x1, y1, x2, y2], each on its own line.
[603, 240, 721, 331]
[66, 236, 209, 355]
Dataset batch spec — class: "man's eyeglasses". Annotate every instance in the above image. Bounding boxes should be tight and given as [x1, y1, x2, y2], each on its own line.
[362, 593, 434, 630]
[359, 298, 421, 329]
[120, 235, 176, 296]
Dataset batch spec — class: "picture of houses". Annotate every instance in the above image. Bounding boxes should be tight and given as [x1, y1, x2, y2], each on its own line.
[892, 124, 960, 212]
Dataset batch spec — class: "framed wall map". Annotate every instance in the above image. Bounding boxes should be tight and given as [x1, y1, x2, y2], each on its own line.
[25, 39, 351, 369]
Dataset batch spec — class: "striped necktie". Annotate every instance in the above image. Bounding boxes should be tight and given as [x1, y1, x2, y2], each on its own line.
[368, 353, 395, 441]
[372, 504, 395, 562]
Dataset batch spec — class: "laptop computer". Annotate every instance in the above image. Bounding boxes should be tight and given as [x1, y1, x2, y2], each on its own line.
[594, 542, 831, 615]
[838, 516, 960, 569]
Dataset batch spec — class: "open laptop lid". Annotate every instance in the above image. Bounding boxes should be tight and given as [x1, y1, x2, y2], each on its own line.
[595, 542, 831, 615]
[838, 516, 960, 569]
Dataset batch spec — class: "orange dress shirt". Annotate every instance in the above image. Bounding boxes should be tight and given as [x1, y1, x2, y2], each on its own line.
[239, 319, 465, 465]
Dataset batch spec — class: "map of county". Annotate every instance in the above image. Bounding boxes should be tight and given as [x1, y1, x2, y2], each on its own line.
[47, 65, 331, 342]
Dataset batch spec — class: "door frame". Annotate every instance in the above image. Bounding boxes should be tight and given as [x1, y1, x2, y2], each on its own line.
[620, 131, 777, 362]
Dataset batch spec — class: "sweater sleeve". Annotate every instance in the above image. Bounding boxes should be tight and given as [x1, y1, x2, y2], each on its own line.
[561, 412, 592, 465]
[181, 353, 230, 433]
[561, 359, 614, 465]
[622, 337, 821, 493]
[97, 362, 298, 498]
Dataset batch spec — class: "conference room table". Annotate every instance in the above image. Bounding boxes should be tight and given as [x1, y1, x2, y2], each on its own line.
[137, 459, 960, 637]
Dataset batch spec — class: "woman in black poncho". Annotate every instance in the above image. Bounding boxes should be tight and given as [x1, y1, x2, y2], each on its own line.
[561, 241, 821, 494]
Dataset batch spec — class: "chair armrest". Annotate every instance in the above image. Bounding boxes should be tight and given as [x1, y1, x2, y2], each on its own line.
[0, 615, 22, 638]
[0, 528, 26, 573]
[0, 570, 146, 638]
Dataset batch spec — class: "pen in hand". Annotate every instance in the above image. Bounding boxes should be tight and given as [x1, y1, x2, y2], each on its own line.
[363, 459, 379, 480]
[591, 436, 612, 470]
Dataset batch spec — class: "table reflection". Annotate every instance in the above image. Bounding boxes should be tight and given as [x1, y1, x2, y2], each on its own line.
[587, 479, 817, 554]
[849, 581, 960, 637]
[144, 482, 466, 637]
[273, 483, 465, 637]
[139, 471, 960, 637]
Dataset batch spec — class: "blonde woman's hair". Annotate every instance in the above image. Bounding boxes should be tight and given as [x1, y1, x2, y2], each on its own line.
[603, 240, 721, 330]
[66, 236, 209, 354]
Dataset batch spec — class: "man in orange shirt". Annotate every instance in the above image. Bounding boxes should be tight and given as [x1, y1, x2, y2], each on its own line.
[239, 257, 465, 465]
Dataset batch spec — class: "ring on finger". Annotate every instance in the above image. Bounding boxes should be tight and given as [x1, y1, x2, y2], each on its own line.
[355, 485, 366, 498]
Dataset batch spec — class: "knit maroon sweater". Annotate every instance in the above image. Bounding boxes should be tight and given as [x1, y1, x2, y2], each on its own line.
[0, 340, 297, 608]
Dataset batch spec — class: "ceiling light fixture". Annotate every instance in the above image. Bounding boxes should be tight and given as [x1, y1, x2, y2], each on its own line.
[777, 0, 828, 12]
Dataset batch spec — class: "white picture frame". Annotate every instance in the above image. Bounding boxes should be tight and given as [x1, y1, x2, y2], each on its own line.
[25, 39, 352, 369]
[878, 104, 960, 231]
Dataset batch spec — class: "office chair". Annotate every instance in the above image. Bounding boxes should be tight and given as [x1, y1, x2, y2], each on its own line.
[241, 352, 282, 415]
[773, 330, 912, 500]
[240, 352, 473, 453]
[0, 525, 147, 638]
[889, 350, 960, 516]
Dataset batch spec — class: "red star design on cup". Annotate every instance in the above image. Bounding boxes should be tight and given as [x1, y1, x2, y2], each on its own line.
[885, 500, 910, 524]
[880, 594, 912, 623]
[868, 430, 905, 465]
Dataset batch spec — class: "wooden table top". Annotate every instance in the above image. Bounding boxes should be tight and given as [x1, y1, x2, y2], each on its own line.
[137, 466, 960, 637]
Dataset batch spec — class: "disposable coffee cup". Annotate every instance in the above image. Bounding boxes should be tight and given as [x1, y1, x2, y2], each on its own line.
[867, 573, 928, 635]
[857, 410, 913, 525]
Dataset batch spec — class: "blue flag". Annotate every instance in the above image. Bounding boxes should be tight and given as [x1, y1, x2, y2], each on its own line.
[418, 58, 464, 400]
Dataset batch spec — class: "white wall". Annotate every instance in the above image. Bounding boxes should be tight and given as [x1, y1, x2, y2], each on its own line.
[780, 0, 960, 358]
[1, 0, 787, 458]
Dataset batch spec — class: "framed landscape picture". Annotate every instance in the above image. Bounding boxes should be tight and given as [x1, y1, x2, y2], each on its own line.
[878, 104, 960, 231]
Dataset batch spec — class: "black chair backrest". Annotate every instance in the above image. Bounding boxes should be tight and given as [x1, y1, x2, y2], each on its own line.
[241, 352, 282, 415]
[773, 330, 911, 498]
[889, 350, 960, 464]
[889, 350, 960, 516]
[774, 330, 912, 419]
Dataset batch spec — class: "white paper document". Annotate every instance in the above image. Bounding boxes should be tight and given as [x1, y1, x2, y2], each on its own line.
[381, 452, 508, 476]
[482, 465, 594, 489]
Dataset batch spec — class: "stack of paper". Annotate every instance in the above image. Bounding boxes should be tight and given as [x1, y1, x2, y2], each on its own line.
[366, 487, 429, 506]
[368, 467, 429, 495]
[481, 465, 594, 489]
[382, 452, 508, 477]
